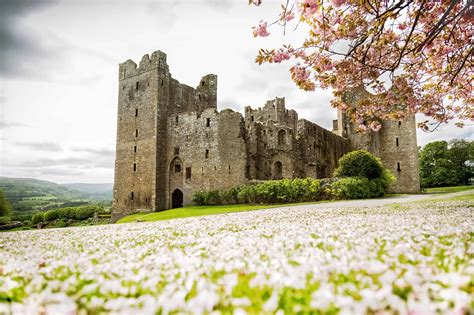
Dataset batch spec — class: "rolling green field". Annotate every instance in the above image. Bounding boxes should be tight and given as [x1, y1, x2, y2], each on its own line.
[424, 185, 473, 194]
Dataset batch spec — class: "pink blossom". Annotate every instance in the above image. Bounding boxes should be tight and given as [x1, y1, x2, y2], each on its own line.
[252, 20, 270, 37]
[331, 0, 346, 7]
[370, 121, 382, 132]
[297, 0, 319, 17]
[283, 11, 295, 22]
[273, 49, 290, 63]
[294, 65, 310, 80]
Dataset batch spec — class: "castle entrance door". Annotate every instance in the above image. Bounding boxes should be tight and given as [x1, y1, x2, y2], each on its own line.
[171, 189, 183, 208]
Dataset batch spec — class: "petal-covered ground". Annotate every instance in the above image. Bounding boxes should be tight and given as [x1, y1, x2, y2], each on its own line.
[1, 201, 472, 314]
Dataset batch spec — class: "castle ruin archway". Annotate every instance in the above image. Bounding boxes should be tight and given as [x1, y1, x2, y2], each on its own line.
[171, 189, 183, 208]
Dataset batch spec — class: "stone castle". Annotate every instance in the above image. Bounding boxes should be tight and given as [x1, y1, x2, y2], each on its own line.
[112, 50, 420, 220]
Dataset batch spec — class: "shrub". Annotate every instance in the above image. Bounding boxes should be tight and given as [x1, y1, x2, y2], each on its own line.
[44, 209, 60, 222]
[58, 207, 74, 219]
[32, 212, 45, 224]
[331, 177, 386, 199]
[192, 192, 206, 205]
[0, 216, 11, 225]
[74, 206, 97, 220]
[334, 150, 384, 180]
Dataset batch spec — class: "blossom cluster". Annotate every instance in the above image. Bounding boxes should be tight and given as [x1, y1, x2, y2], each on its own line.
[0, 201, 472, 314]
[250, 0, 473, 131]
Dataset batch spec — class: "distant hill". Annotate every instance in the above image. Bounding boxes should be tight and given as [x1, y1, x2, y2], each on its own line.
[0, 177, 112, 215]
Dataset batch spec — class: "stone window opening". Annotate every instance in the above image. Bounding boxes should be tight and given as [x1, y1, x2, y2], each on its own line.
[175, 116, 179, 124]
[396, 138, 399, 146]
[135, 82, 139, 90]
[134, 145, 137, 153]
[251, 116, 254, 122]
[313, 141, 317, 150]
[161, 79, 164, 86]
[133, 163, 137, 172]
[278, 130, 286, 146]
[214, 166, 217, 171]
[397, 162, 401, 172]
[205, 149, 209, 159]
[174, 164, 181, 173]
[274, 161, 283, 179]
[131, 191, 134, 201]
[135, 108, 138, 117]
[398, 121, 402, 128]
[145, 197, 148, 203]
[135, 129, 138, 137]
[206, 118, 211, 127]
[186, 167, 192, 179]
[174, 147, 180, 155]
[201, 81, 206, 87]
[198, 94, 202, 101]
[263, 130, 266, 135]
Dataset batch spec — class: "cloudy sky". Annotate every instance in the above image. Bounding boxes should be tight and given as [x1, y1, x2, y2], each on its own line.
[0, 0, 472, 184]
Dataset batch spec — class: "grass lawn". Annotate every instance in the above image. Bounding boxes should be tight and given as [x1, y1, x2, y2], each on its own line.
[424, 185, 473, 194]
[117, 202, 332, 223]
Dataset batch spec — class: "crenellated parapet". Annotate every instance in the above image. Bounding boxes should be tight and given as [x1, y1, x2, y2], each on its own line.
[119, 50, 169, 80]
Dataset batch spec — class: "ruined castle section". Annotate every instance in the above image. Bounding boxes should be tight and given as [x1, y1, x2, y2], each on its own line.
[244, 98, 299, 180]
[113, 51, 170, 217]
[166, 109, 248, 207]
[168, 74, 217, 115]
[378, 117, 421, 193]
[297, 120, 350, 178]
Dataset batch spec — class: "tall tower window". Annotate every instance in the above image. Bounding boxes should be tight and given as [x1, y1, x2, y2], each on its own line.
[398, 121, 402, 128]
[135, 82, 139, 90]
[174, 147, 180, 155]
[251, 116, 254, 122]
[186, 167, 192, 179]
[135, 108, 138, 117]
[206, 118, 211, 127]
[133, 163, 137, 172]
[175, 116, 179, 124]
[131, 191, 134, 201]
[396, 138, 399, 146]
[174, 164, 181, 173]
[134, 145, 137, 153]
[135, 129, 138, 137]
[397, 162, 401, 172]
[205, 149, 209, 159]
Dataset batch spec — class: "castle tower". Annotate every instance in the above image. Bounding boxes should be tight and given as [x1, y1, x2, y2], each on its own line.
[112, 51, 171, 221]
[335, 87, 421, 193]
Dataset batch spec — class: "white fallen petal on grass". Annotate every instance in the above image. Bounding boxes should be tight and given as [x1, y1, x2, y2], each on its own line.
[0, 201, 472, 314]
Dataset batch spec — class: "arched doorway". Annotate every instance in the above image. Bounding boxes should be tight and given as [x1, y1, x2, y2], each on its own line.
[171, 189, 183, 208]
[274, 161, 283, 179]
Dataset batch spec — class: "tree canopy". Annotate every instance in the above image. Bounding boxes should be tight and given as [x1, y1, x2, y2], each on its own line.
[419, 139, 473, 187]
[250, 0, 473, 132]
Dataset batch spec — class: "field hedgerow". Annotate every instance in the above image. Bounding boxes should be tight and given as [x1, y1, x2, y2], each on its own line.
[0, 201, 472, 314]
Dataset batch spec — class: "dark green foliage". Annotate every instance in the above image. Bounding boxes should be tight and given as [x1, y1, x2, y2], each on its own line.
[32, 212, 44, 224]
[419, 140, 473, 188]
[334, 150, 384, 180]
[330, 177, 385, 199]
[44, 209, 60, 221]
[0, 189, 12, 217]
[193, 178, 322, 205]
[0, 216, 11, 225]
[74, 206, 98, 220]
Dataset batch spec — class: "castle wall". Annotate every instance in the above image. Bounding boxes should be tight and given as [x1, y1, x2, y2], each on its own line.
[166, 108, 248, 207]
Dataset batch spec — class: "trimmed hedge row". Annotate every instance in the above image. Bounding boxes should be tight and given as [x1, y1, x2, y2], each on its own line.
[31, 206, 103, 224]
[192, 176, 390, 206]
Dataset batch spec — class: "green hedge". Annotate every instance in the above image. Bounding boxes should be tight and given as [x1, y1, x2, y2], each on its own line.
[31, 205, 103, 224]
[193, 178, 322, 205]
[329, 177, 385, 199]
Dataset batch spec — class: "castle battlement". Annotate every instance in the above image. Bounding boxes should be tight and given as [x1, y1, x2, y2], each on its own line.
[119, 50, 169, 80]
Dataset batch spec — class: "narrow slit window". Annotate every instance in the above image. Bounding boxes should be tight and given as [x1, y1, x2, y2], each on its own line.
[134, 145, 137, 153]
[161, 79, 164, 86]
[135, 108, 138, 117]
[131, 191, 134, 201]
[396, 138, 399, 146]
[186, 167, 192, 179]
[251, 116, 254, 122]
[205, 149, 209, 159]
[135, 129, 138, 137]
[206, 118, 211, 127]
[397, 162, 401, 172]
[175, 116, 179, 124]
[133, 163, 137, 172]
[174, 147, 179, 155]
[398, 121, 402, 128]
[135, 82, 139, 90]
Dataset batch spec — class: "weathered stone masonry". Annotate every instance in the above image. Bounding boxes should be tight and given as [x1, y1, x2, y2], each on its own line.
[112, 50, 420, 221]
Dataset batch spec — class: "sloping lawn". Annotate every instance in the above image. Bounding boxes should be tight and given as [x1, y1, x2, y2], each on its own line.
[117, 203, 318, 223]
[425, 185, 473, 194]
